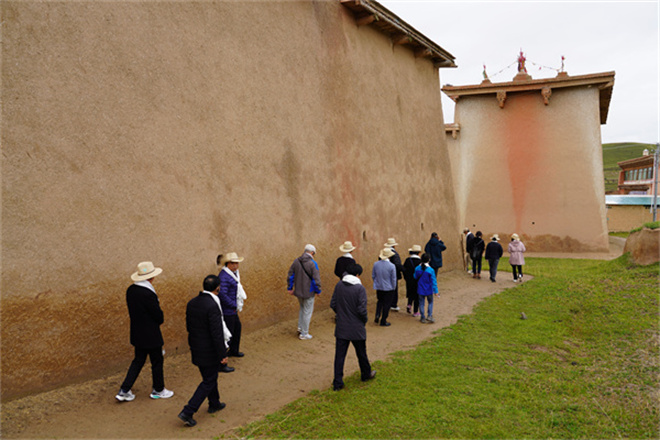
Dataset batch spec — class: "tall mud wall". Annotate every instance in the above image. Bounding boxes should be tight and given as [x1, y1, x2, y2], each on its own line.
[1, 1, 460, 399]
[447, 87, 609, 252]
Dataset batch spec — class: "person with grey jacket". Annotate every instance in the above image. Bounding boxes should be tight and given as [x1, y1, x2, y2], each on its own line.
[287, 244, 322, 340]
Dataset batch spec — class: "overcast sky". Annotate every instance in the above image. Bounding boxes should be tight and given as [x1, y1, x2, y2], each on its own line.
[379, 0, 659, 145]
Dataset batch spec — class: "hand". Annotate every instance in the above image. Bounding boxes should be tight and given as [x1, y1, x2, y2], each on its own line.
[287, 289, 294, 295]
[221, 357, 228, 364]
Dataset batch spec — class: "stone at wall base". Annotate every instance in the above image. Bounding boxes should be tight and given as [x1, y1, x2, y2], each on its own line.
[623, 228, 660, 265]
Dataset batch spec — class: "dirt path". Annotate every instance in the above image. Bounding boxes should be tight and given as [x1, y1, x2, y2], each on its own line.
[1, 239, 623, 439]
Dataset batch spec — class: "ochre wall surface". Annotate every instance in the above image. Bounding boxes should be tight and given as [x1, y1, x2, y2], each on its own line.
[447, 86, 609, 252]
[606, 205, 656, 232]
[1, 1, 460, 399]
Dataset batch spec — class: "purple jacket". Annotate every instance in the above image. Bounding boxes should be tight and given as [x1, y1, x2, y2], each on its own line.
[219, 269, 238, 316]
[508, 240, 526, 265]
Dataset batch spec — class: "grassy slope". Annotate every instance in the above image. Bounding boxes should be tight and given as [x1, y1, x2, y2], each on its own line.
[602, 142, 654, 193]
[239, 256, 659, 439]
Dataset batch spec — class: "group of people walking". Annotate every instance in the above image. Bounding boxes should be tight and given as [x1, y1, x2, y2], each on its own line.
[463, 228, 527, 282]
[115, 254, 248, 427]
[114, 229, 525, 426]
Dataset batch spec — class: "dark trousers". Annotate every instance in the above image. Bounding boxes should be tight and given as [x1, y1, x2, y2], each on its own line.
[333, 338, 371, 389]
[224, 314, 242, 355]
[405, 282, 419, 313]
[488, 258, 500, 281]
[375, 290, 394, 324]
[120, 346, 164, 392]
[391, 283, 399, 308]
[182, 364, 221, 416]
[471, 257, 482, 274]
[511, 265, 523, 279]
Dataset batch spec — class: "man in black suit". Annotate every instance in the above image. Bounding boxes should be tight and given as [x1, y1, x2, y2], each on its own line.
[178, 275, 228, 427]
[330, 263, 376, 391]
[116, 261, 173, 402]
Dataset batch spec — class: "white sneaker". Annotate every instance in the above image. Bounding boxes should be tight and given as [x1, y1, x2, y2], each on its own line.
[513, 279, 518, 283]
[115, 389, 135, 402]
[390, 306, 400, 311]
[150, 388, 174, 399]
[299, 334, 313, 340]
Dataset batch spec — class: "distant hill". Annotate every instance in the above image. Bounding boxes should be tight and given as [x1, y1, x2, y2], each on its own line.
[602, 142, 655, 193]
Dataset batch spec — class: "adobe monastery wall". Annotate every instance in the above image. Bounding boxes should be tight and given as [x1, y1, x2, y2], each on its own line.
[1, 1, 459, 398]
[447, 86, 609, 252]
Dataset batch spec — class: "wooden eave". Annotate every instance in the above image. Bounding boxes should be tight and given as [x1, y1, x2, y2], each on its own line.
[617, 155, 654, 169]
[341, 0, 456, 69]
[442, 71, 615, 124]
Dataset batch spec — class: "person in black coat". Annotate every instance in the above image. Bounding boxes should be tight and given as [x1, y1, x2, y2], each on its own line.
[485, 234, 504, 282]
[403, 245, 423, 315]
[334, 241, 357, 279]
[116, 261, 173, 402]
[178, 275, 229, 427]
[464, 228, 475, 273]
[471, 231, 485, 279]
[330, 264, 376, 391]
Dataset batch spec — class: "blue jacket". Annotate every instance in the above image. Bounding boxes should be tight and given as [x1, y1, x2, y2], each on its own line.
[414, 263, 438, 296]
[425, 237, 447, 270]
[372, 259, 397, 291]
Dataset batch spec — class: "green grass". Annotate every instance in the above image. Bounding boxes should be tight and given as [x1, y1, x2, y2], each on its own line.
[602, 142, 654, 193]
[238, 256, 659, 439]
[631, 221, 660, 233]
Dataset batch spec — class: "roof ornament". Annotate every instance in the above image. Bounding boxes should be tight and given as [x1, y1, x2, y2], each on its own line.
[513, 49, 533, 81]
[481, 64, 492, 84]
[517, 49, 527, 73]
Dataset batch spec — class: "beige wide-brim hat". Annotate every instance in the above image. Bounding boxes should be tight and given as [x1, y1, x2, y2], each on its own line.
[224, 252, 244, 263]
[511, 233, 520, 241]
[409, 244, 422, 253]
[379, 248, 395, 260]
[384, 237, 398, 247]
[339, 241, 356, 253]
[491, 234, 500, 241]
[131, 261, 163, 282]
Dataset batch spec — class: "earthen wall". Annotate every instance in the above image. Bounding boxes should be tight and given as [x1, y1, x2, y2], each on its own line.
[1, 1, 459, 399]
[447, 87, 609, 251]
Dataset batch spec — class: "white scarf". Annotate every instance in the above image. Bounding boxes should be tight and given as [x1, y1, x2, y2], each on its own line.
[342, 274, 362, 285]
[202, 290, 232, 348]
[222, 266, 247, 312]
[134, 280, 156, 294]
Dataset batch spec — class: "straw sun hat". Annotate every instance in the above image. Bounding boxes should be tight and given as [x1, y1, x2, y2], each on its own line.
[131, 261, 163, 282]
[339, 241, 356, 253]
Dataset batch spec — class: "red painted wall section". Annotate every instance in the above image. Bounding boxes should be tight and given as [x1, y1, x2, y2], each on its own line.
[502, 93, 545, 232]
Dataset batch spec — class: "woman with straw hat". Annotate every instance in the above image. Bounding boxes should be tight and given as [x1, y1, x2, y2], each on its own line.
[403, 244, 423, 316]
[508, 234, 526, 282]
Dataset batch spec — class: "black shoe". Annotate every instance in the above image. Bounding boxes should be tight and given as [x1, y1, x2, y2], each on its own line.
[333, 384, 344, 391]
[219, 365, 235, 373]
[362, 370, 377, 382]
[208, 402, 226, 413]
[374, 317, 379, 324]
[229, 351, 245, 357]
[379, 322, 391, 327]
[178, 411, 197, 427]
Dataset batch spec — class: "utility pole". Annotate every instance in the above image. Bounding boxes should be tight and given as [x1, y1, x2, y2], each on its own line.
[653, 144, 659, 222]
